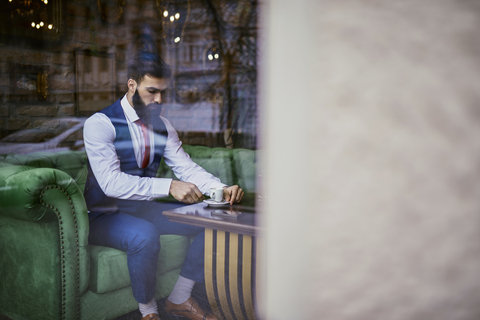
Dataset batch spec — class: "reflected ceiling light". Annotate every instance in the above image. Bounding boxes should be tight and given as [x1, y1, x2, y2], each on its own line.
[48, 24, 53, 29]
[208, 54, 213, 60]
[175, 13, 180, 19]
[214, 53, 219, 59]
[174, 37, 180, 43]
[170, 16, 174, 22]
[163, 10, 168, 17]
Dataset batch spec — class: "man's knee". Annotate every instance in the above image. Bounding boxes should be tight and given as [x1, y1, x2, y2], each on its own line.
[127, 224, 160, 255]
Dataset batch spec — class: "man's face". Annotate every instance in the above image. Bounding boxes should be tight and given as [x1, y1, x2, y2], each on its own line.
[132, 75, 170, 124]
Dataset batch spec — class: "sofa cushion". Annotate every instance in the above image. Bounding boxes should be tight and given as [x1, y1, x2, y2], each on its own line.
[88, 234, 190, 293]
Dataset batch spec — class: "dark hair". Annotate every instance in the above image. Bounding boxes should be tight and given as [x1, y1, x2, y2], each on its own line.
[127, 52, 172, 83]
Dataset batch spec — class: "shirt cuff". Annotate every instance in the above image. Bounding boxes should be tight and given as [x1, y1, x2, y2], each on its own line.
[153, 178, 173, 198]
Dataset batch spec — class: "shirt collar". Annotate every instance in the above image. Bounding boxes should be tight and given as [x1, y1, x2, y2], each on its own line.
[120, 94, 140, 123]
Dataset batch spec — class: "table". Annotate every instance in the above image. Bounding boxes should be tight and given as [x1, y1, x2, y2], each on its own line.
[163, 202, 259, 320]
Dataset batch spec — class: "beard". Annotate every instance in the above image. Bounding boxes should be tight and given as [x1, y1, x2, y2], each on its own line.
[132, 89, 162, 126]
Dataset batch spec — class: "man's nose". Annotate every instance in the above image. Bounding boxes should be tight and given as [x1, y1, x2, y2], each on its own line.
[154, 92, 162, 104]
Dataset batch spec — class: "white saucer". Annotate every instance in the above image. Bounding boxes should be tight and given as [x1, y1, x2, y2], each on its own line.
[203, 199, 229, 207]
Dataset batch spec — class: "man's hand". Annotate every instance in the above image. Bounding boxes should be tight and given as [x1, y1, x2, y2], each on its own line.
[169, 180, 204, 204]
[223, 185, 244, 205]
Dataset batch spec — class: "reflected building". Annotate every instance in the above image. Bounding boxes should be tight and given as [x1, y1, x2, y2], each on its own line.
[0, 0, 258, 150]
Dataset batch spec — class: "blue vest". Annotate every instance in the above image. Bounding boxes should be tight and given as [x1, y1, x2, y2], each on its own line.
[84, 99, 168, 211]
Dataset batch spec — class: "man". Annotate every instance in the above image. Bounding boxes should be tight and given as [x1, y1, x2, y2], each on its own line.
[83, 52, 243, 320]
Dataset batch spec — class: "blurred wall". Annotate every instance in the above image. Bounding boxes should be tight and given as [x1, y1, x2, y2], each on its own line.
[259, 0, 480, 319]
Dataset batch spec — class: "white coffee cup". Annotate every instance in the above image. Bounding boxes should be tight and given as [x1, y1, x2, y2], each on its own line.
[210, 187, 224, 202]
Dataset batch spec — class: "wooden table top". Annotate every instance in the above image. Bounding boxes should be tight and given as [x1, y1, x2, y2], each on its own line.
[162, 202, 258, 236]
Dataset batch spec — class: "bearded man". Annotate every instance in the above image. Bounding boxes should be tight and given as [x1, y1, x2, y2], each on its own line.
[83, 52, 243, 320]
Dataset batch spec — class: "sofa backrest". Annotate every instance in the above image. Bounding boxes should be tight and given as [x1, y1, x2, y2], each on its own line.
[0, 145, 257, 200]
[0, 151, 89, 192]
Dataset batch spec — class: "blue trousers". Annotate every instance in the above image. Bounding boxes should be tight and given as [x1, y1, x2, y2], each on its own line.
[88, 200, 205, 304]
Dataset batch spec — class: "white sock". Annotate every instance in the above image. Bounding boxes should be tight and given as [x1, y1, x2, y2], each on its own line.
[167, 275, 195, 304]
[139, 298, 158, 317]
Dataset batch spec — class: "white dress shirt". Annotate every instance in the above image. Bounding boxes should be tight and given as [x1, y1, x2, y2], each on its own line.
[83, 94, 226, 201]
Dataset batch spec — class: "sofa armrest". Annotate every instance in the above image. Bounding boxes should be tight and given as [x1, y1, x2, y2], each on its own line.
[0, 165, 89, 320]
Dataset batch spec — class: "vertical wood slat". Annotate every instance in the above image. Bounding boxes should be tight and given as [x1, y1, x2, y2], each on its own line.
[205, 229, 257, 320]
[204, 228, 220, 318]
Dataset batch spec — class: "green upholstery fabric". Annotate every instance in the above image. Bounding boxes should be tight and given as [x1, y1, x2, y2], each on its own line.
[89, 235, 190, 294]
[0, 146, 256, 320]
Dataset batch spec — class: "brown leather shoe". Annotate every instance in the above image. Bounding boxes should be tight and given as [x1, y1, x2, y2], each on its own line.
[164, 297, 217, 320]
[141, 313, 161, 320]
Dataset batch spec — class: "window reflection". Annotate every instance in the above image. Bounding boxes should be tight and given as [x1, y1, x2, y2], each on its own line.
[0, 0, 257, 151]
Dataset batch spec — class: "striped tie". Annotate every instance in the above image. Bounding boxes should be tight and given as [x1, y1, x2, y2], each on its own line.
[136, 119, 150, 168]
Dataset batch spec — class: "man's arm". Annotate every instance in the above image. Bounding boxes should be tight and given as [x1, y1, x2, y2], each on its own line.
[161, 116, 243, 204]
[84, 113, 172, 200]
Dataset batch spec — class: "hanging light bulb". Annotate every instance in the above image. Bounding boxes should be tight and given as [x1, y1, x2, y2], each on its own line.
[163, 10, 168, 17]
[48, 24, 53, 29]
[175, 13, 180, 19]
[40, 21, 44, 27]
[36, 24, 40, 29]
[174, 37, 180, 43]
[208, 54, 213, 61]
[214, 54, 219, 59]
[170, 16, 174, 22]
[31, 22, 36, 27]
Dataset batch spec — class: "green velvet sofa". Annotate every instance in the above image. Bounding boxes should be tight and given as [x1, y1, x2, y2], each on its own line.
[0, 145, 256, 320]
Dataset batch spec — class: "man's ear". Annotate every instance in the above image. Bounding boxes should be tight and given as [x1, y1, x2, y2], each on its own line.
[127, 79, 137, 93]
